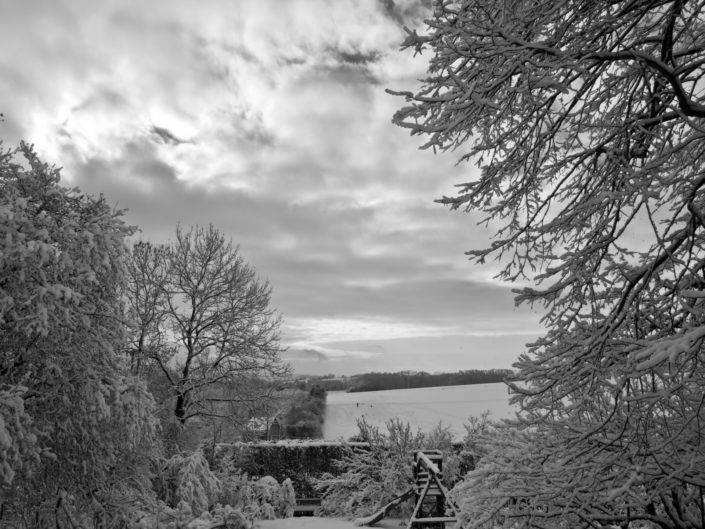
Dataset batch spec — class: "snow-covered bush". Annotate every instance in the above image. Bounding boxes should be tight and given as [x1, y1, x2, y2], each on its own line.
[276, 478, 296, 518]
[132, 499, 251, 529]
[315, 416, 487, 520]
[450, 425, 551, 529]
[423, 420, 466, 486]
[454, 410, 496, 476]
[150, 449, 297, 527]
[216, 465, 296, 522]
[314, 417, 425, 519]
[159, 449, 222, 513]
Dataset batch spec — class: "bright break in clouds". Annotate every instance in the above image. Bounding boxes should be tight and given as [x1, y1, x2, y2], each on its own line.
[0, 0, 540, 374]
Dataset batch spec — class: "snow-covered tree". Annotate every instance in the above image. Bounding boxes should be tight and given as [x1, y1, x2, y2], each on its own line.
[126, 225, 289, 430]
[391, 1, 705, 527]
[315, 420, 414, 519]
[0, 142, 158, 525]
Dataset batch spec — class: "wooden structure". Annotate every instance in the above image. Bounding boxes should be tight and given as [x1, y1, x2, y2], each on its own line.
[408, 450, 459, 528]
[293, 497, 321, 517]
[245, 413, 283, 441]
[354, 449, 462, 528]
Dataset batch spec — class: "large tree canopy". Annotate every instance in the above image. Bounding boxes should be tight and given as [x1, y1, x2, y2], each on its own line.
[0, 143, 157, 524]
[391, 1, 705, 528]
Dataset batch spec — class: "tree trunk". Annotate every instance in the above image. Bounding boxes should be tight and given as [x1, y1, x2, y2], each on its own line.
[174, 392, 188, 424]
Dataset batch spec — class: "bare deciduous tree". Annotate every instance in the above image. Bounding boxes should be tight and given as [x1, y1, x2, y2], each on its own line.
[391, 1, 705, 527]
[126, 224, 289, 428]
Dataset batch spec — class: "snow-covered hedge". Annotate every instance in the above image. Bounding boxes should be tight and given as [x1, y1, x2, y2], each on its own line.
[207, 440, 370, 498]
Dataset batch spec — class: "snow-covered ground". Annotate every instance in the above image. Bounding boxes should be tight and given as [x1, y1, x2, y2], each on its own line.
[323, 382, 515, 441]
[255, 517, 405, 529]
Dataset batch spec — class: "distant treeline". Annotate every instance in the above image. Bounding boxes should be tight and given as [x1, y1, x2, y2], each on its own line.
[308, 369, 513, 393]
[282, 385, 327, 438]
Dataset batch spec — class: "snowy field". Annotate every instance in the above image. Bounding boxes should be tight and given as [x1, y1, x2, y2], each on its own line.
[323, 382, 516, 441]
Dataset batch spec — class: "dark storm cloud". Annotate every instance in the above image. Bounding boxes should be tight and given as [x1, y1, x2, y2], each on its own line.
[151, 126, 189, 146]
[335, 50, 381, 65]
[378, 0, 405, 24]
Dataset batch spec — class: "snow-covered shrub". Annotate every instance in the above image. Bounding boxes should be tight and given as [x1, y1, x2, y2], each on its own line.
[423, 420, 465, 486]
[314, 417, 425, 519]
[449, 425, 543, 529]
[209, 504, 250, 529]
[276, 478, 296, 518]
[132, 498, 251, 529]
[213, 452, 295, 523]
[160, 449, 222, 513]
[461, 411, 496, 462]
[436, 410, 498, 485]
[254, 476, 278, 519]
[218, 471, 295, 522]
[315, 416, 480, 520]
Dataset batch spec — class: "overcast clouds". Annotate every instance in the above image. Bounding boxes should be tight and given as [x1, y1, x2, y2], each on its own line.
[1, 0, 542, 375]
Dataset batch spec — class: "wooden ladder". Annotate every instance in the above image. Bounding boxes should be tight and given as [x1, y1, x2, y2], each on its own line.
[408, 450, 460, 528]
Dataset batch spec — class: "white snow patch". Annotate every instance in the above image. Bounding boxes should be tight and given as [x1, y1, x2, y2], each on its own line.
[353, 513, 380, 526]
[255, 517, 405, 529]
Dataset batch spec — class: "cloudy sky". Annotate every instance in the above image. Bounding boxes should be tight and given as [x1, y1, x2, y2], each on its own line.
[1, 0, 542, 375]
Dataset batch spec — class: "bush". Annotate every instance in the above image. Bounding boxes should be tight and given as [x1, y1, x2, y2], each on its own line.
[314, 418, 425, 519]
[146, 448, 295, 528]
[314, 417, 481, 520]
[208, 440, 369, 498]
[158, 450, 222, 513]
[134, 501, 251, 529]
